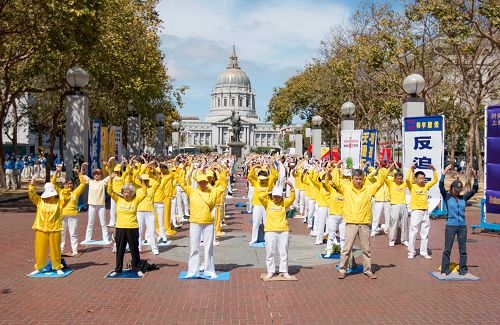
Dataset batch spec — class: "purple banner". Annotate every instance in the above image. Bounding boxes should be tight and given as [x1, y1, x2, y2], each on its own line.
[485, 105, 500, 218]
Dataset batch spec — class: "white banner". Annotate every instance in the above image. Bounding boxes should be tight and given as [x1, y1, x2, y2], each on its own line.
[403, 116, 445, 212]
[341, 130, 363, 169]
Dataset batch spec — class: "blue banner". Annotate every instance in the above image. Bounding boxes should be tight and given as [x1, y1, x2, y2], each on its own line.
[404, 116, 443, 132]
[88, 119, 102, 177]
[486, 105, 500, 215]
[361, 129, 377, 166]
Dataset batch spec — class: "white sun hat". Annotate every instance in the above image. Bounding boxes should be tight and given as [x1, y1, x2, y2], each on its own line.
[41, 183, 58, 198]
[271, 186, 283, 197]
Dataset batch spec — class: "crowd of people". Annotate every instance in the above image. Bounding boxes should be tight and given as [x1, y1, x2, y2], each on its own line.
[3, 153, 60, 190]
[26, 152, 479, 279]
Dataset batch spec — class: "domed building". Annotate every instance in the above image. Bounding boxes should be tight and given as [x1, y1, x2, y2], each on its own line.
[180, 45, 279, 154]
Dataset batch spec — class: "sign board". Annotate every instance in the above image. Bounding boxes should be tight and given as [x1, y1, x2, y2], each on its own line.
[88, 120, 101, 176]
[485, 105, 500, 217]
[361, 129, 377, 166]
[403, 115, 445, 212]
[341, 130, 363, 169]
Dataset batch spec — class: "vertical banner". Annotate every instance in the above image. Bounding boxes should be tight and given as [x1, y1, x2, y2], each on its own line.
[341, 130, 363, 169]
[100, 126, 109, 162]
[108, 126, 116, 159]
[361, 129, 377, 166]
[379, 147, 392, 162]
[115, 126, 123, 159]
[403, 115, 445, 212]
[88, 119, 102, 176]
[485, 105, 500, 217]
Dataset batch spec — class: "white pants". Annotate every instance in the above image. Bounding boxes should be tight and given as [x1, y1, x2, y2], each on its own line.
[265, 231, 289, 274]
[315, 206, 329, 244]
[187, 223, 215, 278]
[298, 191, 306, 215]
[137, 211, 157, 252]
[109, 198, 117, 226]
[303, 195, 310, 219]
[171, 197, 178, 223]
[251, 205, 266, 243]
[176, 186, 190, 217]
[389, 204, 409, 243]
[5, 169, 14, 189]
[247, 185, 254, 213]
[154, 202, 168, 239]
[326, 214, 345, 251]
[307, 199, 316, 229]
[372, 201, 390, 231]
[61, 216, 78, 253]
[408, 210, 430, 255]
[85, 204, 109, 242]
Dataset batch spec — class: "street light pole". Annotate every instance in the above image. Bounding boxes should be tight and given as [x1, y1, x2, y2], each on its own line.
[311, 115, 323, 159]
[294, 123, 303, 157]
[127, 101, 141, 156]
[172, 121, 180, 156]
[402, 74, 425, 118]
[155, 113, 166, 157]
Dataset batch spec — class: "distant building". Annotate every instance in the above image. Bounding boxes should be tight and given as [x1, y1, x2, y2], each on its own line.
[180, 46, 279, 154]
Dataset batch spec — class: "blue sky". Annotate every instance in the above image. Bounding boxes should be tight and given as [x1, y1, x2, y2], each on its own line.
[156, 0, 402, 122]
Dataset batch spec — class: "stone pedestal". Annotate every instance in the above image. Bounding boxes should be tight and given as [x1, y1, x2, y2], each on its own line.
[228, 142, 245, 158]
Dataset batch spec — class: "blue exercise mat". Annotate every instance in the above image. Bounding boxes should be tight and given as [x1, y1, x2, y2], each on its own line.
[428, 272, 480, 281]
[335, 264, 364, 274]
[28, 268, 74, 278]
[105, 269, 144, 279]
[80, 239, 111, 245]
[235, 203, 247, 207]
[178, 271, 230, 281]
[320, 253, 340, 259]
[241, 210, 252, 214]
[250, 242, 266, 248]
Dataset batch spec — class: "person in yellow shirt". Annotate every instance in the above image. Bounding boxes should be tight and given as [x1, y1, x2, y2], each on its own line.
[28, 175, 65, 275]
[51, 165, 86, 256]
[162, 161, 178, 236]
[107, 174, 147, 276]
[406, 163, 438, 259]
[137, 174, 161, 255]
[310, 169, 331, 245]
[331, 163, 388, 279]
[369, 162, 391, 236]
[106, 158, 130, 227]
[259, 181, 295, 279]
[323, 169, 345, 257]
[247, 163, 278, 244]
[152, 164, 169, 243]
[176, 167, 224, 279]
[384, 163, 409, 247]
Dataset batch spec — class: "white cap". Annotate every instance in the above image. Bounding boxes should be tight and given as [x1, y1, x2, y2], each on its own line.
[271, 186, 283, 197]
[41, 183, 58, 198]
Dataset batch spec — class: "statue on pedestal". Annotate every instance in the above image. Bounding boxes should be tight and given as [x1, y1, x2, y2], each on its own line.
[230, 111, 242, 143]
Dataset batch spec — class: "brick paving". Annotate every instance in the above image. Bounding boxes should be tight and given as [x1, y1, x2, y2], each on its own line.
[0, 175, 499, 325]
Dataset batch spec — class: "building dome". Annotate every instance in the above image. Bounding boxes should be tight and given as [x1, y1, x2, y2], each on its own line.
[215, 45, 251, 88]
[216, 68, 251, 88]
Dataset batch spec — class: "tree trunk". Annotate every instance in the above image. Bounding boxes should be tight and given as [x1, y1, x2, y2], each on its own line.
[59, 129, 64, 165]
[464, 117, 476, 191]
[37, 130, 43, 148]
[11, 101, 18, 154]
[474, 117, 483, 178]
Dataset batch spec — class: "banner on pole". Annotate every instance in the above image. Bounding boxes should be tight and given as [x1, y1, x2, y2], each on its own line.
[361, 130, 377, 166]
[485, 105, 500, 217]
[100, 126, 109, 162]
[341, 130, 363, 169]
[108, 126, 116, 159]
[403, 116, 445, 212]
[88, 120, 102, 176]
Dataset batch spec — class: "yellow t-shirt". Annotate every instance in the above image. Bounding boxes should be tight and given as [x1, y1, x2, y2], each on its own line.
[28, 184, 64, 232]
[137, 181, 160, 212]
[406, 169, 438, 210]
[51, 174, 86, 216]
[260, 191, 295, 232]
[248, 167, 278, 206]
[107, 183, 146, 228]
[385, 177, 407, 205]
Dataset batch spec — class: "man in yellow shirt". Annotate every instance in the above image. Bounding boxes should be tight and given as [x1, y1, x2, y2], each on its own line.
[137, 174, 161, 255]
[259, 181, 295, 279]
[332, 164, 388, 279]
[385, 164, 409, 247]
[406, 163, 438, 259]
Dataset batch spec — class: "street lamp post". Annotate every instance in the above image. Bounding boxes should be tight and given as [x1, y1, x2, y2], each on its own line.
[402, 73, 425, 117]
[65, 67, 90, 180]
[311, 115, 323, 159]
[127, 101, 141, 156]
[155, 113, 166, 157]
[172, 121, 180, 155]
[294, 123, 303, 157]
[341, 101, 356, 131]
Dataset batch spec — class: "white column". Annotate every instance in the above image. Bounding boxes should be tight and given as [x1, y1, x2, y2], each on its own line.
[295, 133, 303, 157]
[312, 128, 322, 159]
[65, 94, 89, 177]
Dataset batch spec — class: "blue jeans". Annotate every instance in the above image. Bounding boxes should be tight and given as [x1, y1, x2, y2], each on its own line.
[441, 225, 468, 275]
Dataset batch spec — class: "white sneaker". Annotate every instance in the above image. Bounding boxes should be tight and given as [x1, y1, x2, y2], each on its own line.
[370, 231, 377, 237]
[309, 231, 317, 237]
[402, 241, 409, 247]
[389, 241, 395, 247]
[152, 249, 159, 255]
[29, 269, 41, 275]
[408, 253, 415, 259]
[56, 270, 64, 275]
[421, 254, 432, 259]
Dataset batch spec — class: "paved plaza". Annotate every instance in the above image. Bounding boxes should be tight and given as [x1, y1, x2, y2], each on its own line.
[1, 176, 500, 325]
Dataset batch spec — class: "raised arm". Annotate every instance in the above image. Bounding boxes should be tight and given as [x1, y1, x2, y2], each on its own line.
[440, 165, 452, 199]
[370, 168, 389, 196]
[464, 169, 479, 202]
[405, 164, 414, 190]
[28, 175, 40, 206]
[283, 180, 296, 208]
[425, 165, 438, 190]
[107, 174, 120, 202]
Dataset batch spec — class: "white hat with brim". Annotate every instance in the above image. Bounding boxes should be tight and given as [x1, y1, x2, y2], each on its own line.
[271, 186, 283, 197]
[258, 175, 269, 180]
[41, 183, 58, 198]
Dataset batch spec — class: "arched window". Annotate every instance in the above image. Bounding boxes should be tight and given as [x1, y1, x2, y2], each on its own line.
[239, 97, 243, 106]
[224, 98, 227, 106]
[231, 98, 235, 106]
[217, 98, 220, 106]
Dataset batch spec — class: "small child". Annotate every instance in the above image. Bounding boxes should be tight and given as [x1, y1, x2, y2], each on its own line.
[259, 180, 295, 279]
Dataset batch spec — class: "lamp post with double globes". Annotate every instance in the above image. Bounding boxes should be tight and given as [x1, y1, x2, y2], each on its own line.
[171, 121, 180, 155]
[311, 115, 323, 159]
[155, 113, 166, 157]
[402, 73, 425, 117]
[65, 67, 90, 180]
[294, 123, 303, 157]
[127, 101, 141, 156]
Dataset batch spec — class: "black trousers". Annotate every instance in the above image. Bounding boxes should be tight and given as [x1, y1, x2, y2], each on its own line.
[441, 225, 468, 275]
[115, 227, 140, 272]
